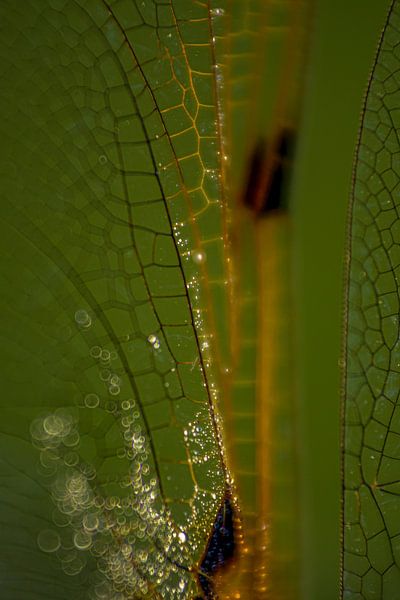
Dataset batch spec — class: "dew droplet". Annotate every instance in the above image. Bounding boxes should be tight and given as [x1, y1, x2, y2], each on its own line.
[178, 531, 187, 543]
[98, 154, 107, 165]
[110, 374, 120, 386]
[74, 309, 91, 328]
[63, 430, 80, 447]
[74, 530, 92, 550]
[210, 7, 225, 16]
[62, 554, 85, 576]
[84, 393, 99, 409]
[147, 333, 160, 349]
[43, 414, 64, 436]
[105, 400, 117, 413]
[100, 369, 111, 382]
[90, 346, 102, 359]
[191, 249, 206, 264]
[83, 513, 99, 532]
[37, 529, 61, 553]
[52, 508, 71, 528]
[101, 349, 110, 361]
[64, 451, 79, 467]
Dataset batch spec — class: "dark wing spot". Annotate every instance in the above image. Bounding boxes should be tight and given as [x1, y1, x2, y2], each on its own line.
[242, 139, 266, 210]
[242, 129, 296, 215]
[261, 128, 294, 214]
[198, 495, 236, 599]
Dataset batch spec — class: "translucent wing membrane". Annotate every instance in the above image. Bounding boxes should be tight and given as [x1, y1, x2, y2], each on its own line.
[342, 1, 400, 597]
[0, 0, 310, 598]
[0, 1, 231, 597]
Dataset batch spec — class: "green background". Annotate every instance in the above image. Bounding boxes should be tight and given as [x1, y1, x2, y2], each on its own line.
[293, 1, 390, 598]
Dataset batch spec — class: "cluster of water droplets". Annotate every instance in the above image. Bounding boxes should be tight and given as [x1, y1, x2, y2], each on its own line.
[172, 221, 190, 260]
[97, 398, 195, 598]
[30, 409, 95, 577]
[31, 410, 80, 478]
[210, 7, 225, 17]
[147, 333, 160, 350]
[183, 413, 219, 469]
[209, 4, 230, 185]
[172, 234, 228, 484]
[30, 396, 196, 597]
[35, 134, 231, 594]
[90, 344, 122, 396]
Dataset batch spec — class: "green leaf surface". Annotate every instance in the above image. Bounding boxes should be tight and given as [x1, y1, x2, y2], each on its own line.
[343, 1, 400, 597]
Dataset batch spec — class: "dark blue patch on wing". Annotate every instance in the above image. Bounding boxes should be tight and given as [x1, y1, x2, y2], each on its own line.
[197, 495, 236, 599]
